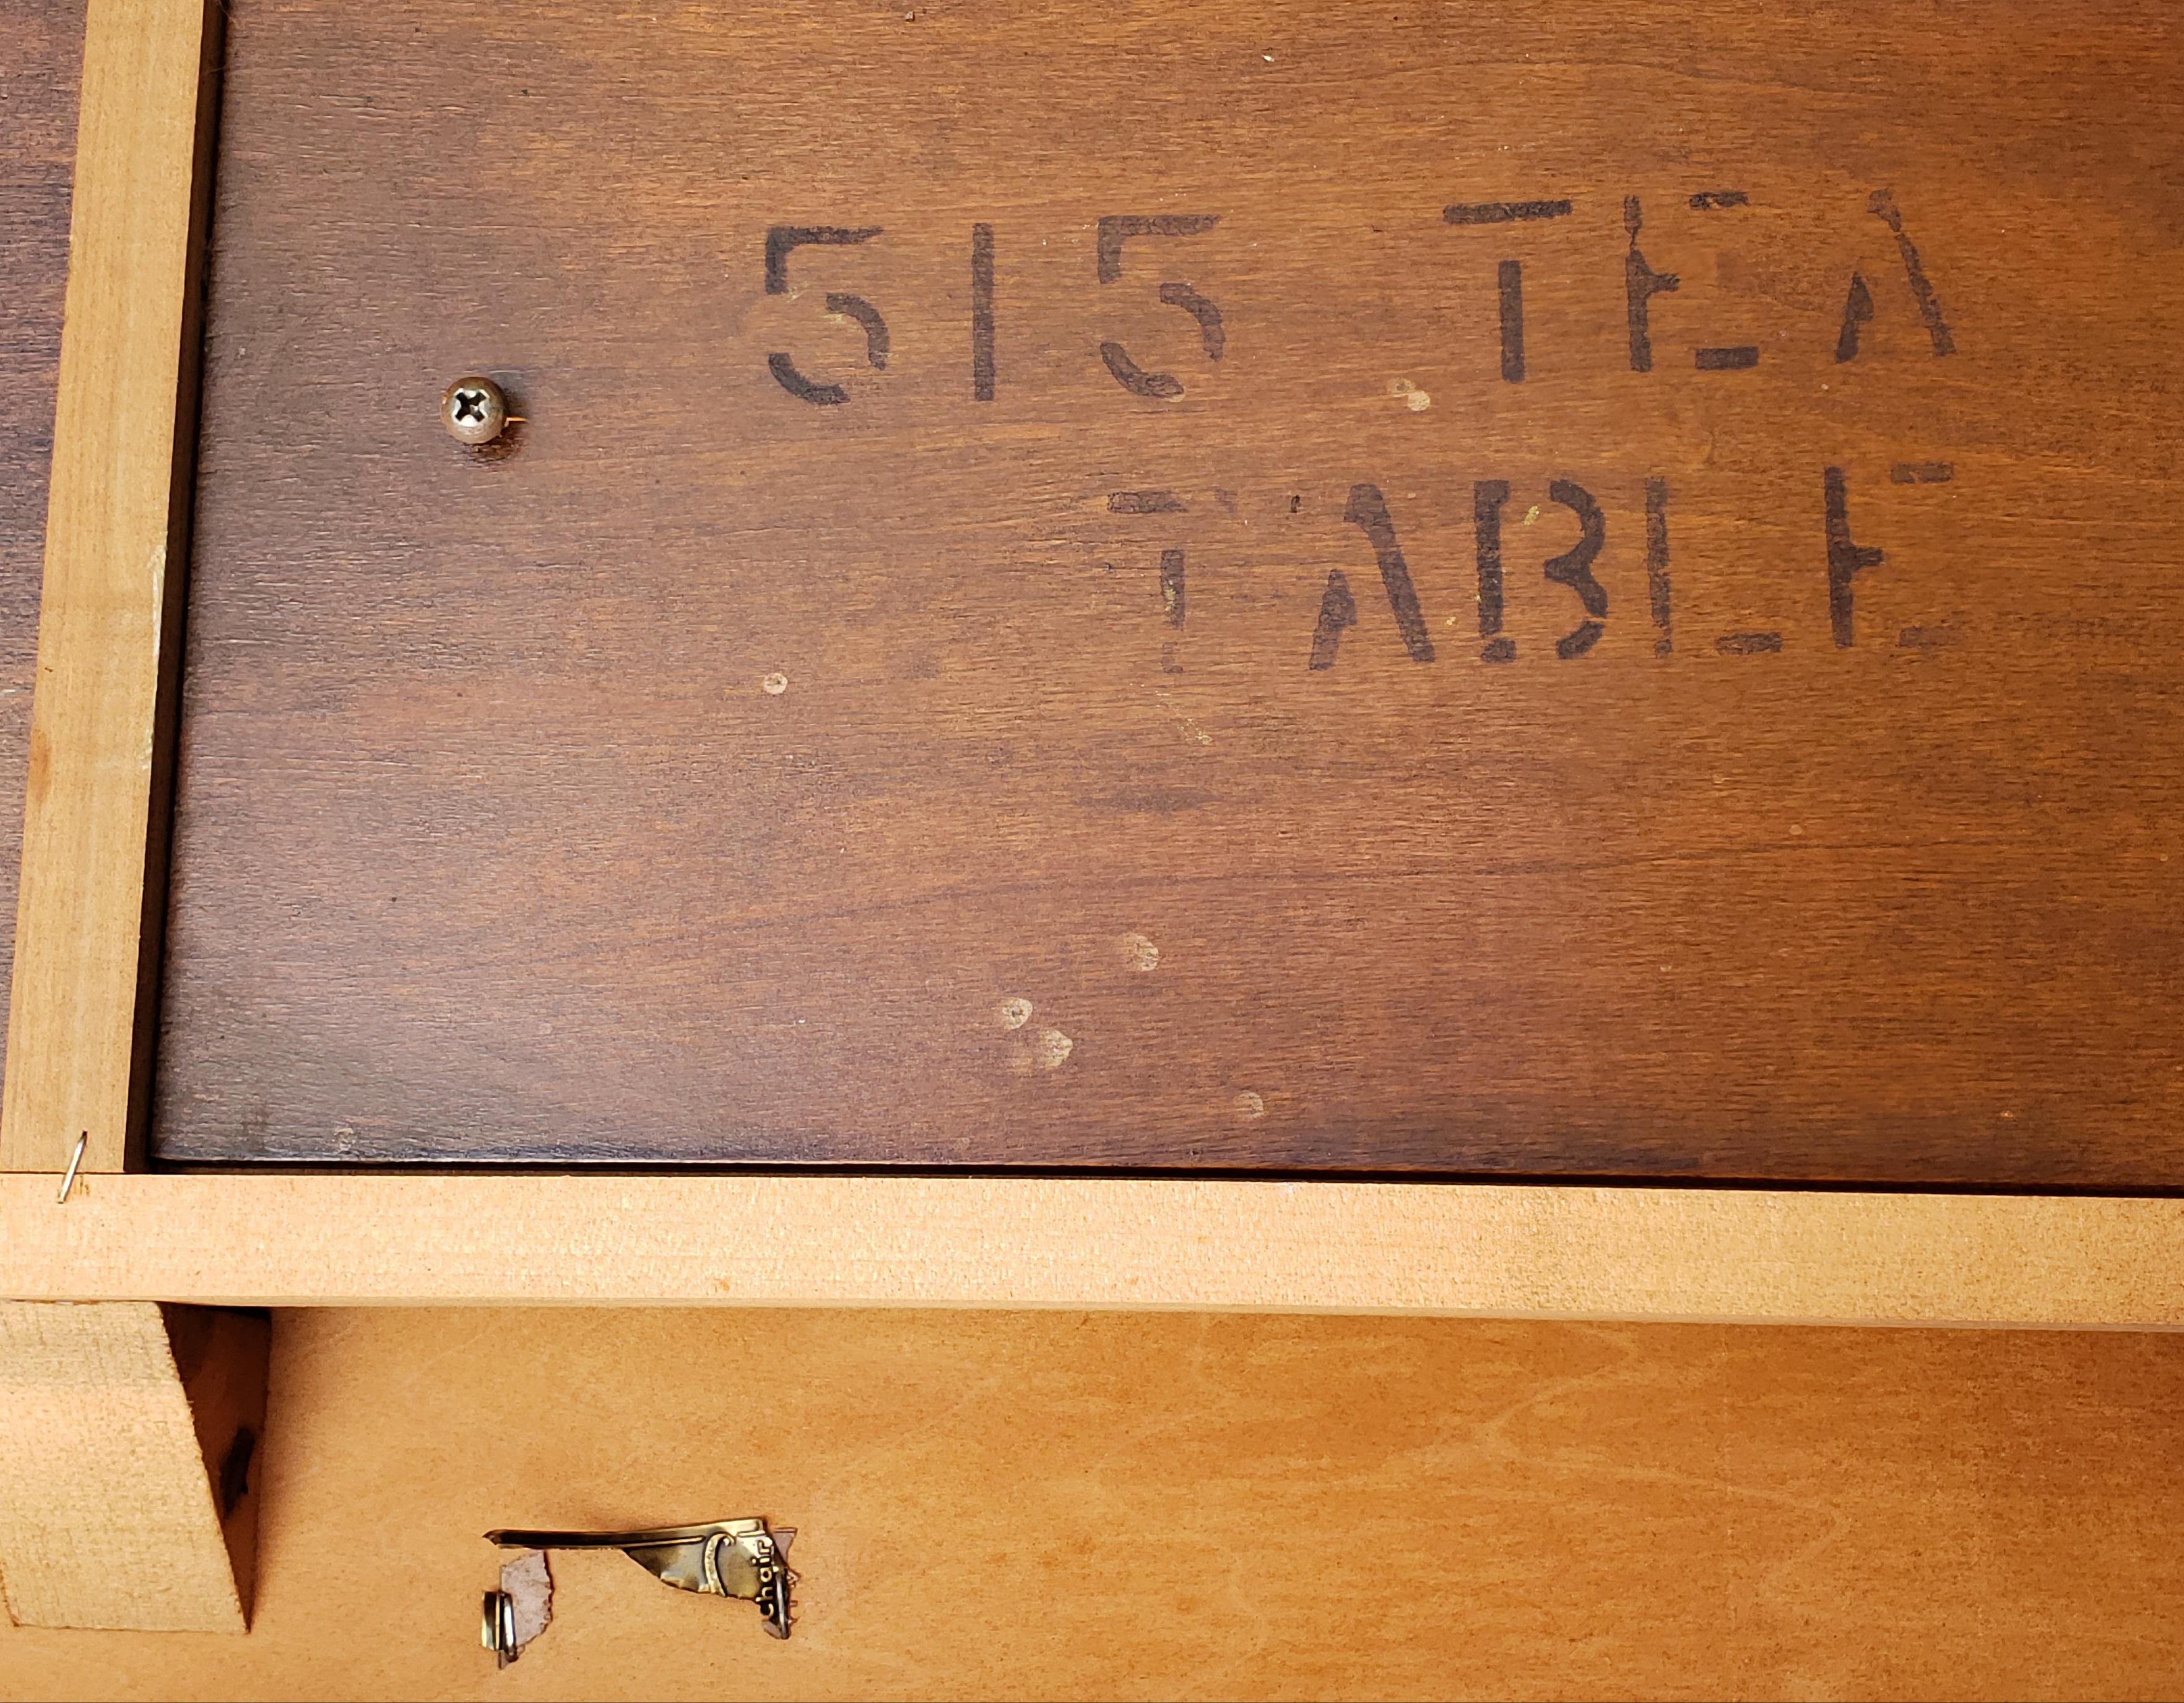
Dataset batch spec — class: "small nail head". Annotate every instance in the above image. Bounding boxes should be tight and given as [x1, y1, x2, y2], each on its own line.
[443, 376, 509, 445]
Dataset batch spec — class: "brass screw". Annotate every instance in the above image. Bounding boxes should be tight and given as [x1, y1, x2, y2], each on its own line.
[442, 376, 509, 445]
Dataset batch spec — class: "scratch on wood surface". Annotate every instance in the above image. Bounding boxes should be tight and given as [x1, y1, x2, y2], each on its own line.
[142, 544, 166, 769]
[145, 543, 166, 657]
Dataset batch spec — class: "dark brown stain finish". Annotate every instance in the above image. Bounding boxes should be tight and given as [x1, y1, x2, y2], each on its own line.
[153, 0, 2184, 1182]
[217, 1424, 256, 1518]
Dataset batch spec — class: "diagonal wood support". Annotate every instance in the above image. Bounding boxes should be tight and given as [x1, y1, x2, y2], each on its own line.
[0, 1301, 267, 1631]
[0, 0, 222, 1176]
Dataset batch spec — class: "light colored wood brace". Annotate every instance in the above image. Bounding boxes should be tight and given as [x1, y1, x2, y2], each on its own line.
[0, 0, 220, 1174]
[0, 1302, 266, 1631]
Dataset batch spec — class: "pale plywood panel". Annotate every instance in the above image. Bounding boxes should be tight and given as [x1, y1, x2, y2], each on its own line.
[4, 1309, 2183, 1700]
[0, 0, 217, 1173]
[0, 1301, 260, 1632]
[2, 1173, 2182, 1325]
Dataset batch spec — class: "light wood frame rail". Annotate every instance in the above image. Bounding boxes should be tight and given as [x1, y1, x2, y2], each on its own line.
[0, 1173, 2180, 1327]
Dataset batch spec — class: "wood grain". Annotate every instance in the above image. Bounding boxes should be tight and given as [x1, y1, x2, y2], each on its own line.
[0, 1301, 262, 1631]
[0, 0, 83, 1125]
[9, 15, 2184, 1689]
[0, 0, 218, 1172]
[0, 11, 270, 1640]
[157, 0, 2184, 1181]
[6, 1172, 2183, 1325]
[8, 1308, 2184, 1699]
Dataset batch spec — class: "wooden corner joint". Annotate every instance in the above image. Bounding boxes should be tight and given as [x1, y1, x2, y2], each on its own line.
[0, 1301, 267, 1632]
[0, 0, 256, 1642]
[0, 0, 222, 1177]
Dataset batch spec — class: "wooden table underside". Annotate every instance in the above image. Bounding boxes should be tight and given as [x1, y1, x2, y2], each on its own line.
[2, 0, 2178, 1312]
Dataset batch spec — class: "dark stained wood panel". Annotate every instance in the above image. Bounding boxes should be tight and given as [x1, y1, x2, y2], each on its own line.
[155, 0, 2184, 1179]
